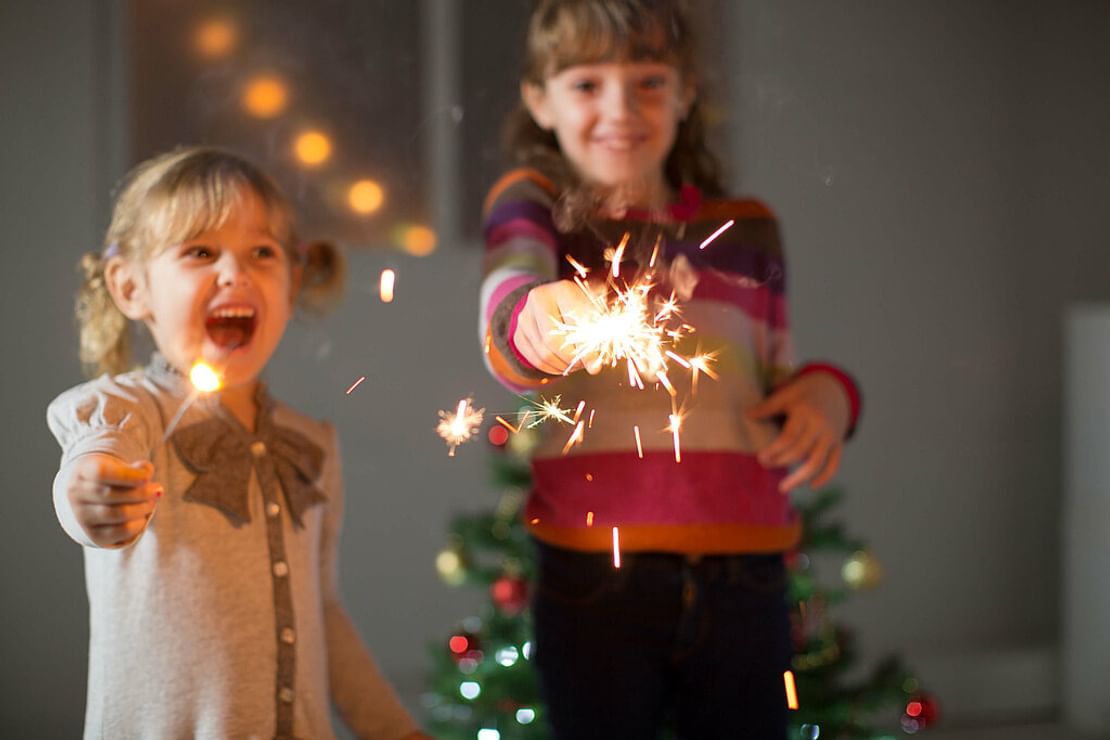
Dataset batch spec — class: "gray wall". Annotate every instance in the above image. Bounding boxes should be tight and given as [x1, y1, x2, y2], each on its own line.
[3, 1, 1109, 735]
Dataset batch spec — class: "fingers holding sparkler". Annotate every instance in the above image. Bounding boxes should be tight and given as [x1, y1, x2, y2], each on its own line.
[513, 280, 602, 375]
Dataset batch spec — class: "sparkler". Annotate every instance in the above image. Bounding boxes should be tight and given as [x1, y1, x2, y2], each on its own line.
[436, 397, 485, 456]
[162, 360, 223, 441]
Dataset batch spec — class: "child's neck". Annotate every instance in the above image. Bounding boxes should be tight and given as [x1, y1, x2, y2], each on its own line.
[603, 177, 673, 215]
[219, 381, 260, 433]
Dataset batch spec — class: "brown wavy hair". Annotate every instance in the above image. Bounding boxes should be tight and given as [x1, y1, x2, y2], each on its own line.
[77, 146, 344, 377]
[504, 0, 724, 222]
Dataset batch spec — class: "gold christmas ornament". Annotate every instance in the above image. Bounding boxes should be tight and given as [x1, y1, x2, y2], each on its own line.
[436, 546, 467, 586]
[841, 549, 882, 590]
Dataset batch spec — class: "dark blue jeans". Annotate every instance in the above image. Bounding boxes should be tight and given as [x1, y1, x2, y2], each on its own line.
[531, 540, 791, 739]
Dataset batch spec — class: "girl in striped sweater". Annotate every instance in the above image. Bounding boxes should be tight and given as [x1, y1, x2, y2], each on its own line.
[479, 2, 860, 737]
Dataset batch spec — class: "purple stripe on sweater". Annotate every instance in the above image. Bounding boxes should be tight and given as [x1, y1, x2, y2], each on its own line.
[484, 201, 556, 243]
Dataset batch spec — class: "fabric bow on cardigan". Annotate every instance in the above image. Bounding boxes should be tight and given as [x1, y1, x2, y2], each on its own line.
[172, 403, 326, 529]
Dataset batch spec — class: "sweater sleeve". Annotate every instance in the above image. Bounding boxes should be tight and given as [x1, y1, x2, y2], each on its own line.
[46, 374, 157, 547]
[479, 169, 562, 392]
[321, 424, 420, 739]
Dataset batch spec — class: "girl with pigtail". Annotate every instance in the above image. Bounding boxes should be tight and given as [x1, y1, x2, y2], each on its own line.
[50, 146, 428, 740]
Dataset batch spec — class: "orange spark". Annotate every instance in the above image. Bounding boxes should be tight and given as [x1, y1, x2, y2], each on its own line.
[699, 219, 735, 250]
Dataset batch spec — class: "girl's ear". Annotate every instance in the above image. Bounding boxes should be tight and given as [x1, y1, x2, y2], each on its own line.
[104, 256, 151, 321]
[680, 83, 696, 121]
[521, 81, 554, 130]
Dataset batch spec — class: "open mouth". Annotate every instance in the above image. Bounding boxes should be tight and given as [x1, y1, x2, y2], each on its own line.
[205, 306, 257, 350]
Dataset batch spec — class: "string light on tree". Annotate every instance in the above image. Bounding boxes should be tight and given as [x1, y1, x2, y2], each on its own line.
[293, 130, 332, 167]
[194, 17, 237, 59]
[242, 75, 288, 119]
[393, 223, 437, 256]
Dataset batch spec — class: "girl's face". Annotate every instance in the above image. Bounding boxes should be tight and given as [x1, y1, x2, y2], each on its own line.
[130, 189, 296, 390]
[524, 61, 693, 203]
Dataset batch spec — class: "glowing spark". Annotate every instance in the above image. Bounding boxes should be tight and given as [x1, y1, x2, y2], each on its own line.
[689, 352, 719, 392]
[588, 409, 596, 428]
[163, 361, 222, 441]
[495, 416, 520, 434]
[566, 255, 589, 279]
[784, 670, 799, 710]
[648, 234, 662, 268]
[665, 350, 691, 369]
[699, 219, 735, 250]
[437, 398, 485, 456]
[572, 400, 586, 424]
[612, 527, 621, 568]
[379, 269, 395, 303]
[668, 414, 682, 463]
[586, 511, 594, 526]
[561, 421, 585, 455]
[345, 376, 366, 394]
[513, 395, 576, 429]
[611, 232, 629, 278]
[190, 361, 222, 393]
[633, 425, 643, 458]
[530, 518, 540, 524]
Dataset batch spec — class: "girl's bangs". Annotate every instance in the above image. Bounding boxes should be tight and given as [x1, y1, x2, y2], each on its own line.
[141, 165, 291, 255]
[533, 4, 681, 78]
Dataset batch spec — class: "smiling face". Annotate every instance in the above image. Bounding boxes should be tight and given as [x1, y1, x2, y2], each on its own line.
[129, 187, 296, 390]
[523, 61, 693, 207]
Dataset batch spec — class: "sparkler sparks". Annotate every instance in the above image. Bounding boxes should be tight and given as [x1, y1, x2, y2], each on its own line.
[437, 397, 485, 456]
[633, 425, 644, 458]
[668, 413, 683, 463]
[784, 670, 799, 710]
[699, 219, 735, 250]
[612, 527, 621, 568]
[163, 361, 223, 441]
[379, 269, 395, 303]
[345, 375, 366, 394]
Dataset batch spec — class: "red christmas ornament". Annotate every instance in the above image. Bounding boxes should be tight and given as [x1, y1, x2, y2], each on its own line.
[447, 633, 482, 664]
[901, 692, 939, 733]
[487, 424, 510, 448]
[491, 576, 529, 615]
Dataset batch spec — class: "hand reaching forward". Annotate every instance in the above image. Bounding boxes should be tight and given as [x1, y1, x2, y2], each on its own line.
[58, 453, 162, 547]
[512, 280, 603, 376]
[746, 371, 851, 493]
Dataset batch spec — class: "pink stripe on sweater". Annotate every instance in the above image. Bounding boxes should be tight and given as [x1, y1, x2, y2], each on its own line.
[692, 270, 788, 329]
[484, 273, 537, 324]
[486, 219, 557, 252]
[528, 450, 789, 529]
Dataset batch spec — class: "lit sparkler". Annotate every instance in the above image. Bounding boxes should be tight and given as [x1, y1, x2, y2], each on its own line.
[162, 360, 223, 441]
[437, 397, 485, 456]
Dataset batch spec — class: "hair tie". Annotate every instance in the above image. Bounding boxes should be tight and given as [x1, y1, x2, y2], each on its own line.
[103, 242, 120, 258]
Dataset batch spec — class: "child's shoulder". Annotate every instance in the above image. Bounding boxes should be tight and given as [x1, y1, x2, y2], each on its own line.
[483, 167, 559, 215]
[269, 399, 337, 453]
[48, 368, 157, 418]
[695, 194, 778, 224]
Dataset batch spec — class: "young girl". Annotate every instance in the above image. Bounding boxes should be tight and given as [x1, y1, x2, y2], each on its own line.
[480, 2, 861, 737]
[48, 147, 427, 740]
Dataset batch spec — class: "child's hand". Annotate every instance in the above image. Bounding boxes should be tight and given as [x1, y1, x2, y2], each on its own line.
[746, 372, 851, 493]
[59, 454, 163, 547]
[514, 280, 603, 375]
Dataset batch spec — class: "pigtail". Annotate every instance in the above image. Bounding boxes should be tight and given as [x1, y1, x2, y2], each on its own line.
[296, 240, 346, 314]
[76, 251, 131, 378]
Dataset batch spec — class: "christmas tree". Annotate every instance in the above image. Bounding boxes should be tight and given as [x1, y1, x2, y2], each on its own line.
[423, 412, 937, 739]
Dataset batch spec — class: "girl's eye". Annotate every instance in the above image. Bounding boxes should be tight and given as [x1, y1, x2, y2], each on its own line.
[571, 79, 598, 94]
[253, 245, 279, 260]
[184, 245, 215, 260]
[640, 75, 667, 91]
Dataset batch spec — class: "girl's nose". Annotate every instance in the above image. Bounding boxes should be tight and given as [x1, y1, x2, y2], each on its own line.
[606, 82, 639, 119]
[216, 254, 251, 287]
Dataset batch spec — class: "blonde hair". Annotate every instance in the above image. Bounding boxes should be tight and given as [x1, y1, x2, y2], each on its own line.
[77, 146, 344, 377]
[504, 0, 724, 221]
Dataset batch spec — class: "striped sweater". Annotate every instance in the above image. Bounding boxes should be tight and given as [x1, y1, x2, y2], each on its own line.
[480, 168, 859, 555]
